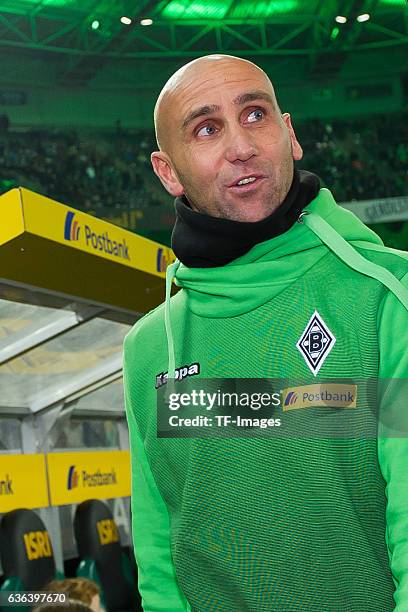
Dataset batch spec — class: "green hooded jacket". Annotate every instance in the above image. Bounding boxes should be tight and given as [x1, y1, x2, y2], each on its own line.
[123, 188, 408, 611]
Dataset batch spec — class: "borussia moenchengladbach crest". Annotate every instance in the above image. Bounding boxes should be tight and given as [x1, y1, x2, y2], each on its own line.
[296, 310, 336, 376]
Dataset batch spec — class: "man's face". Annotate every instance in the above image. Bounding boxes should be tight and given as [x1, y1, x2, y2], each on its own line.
[152, 57, 303, 222]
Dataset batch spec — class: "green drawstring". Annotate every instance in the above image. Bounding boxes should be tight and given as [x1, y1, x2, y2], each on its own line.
[299, 211, 408, 311]
[165, 260, 180, 380]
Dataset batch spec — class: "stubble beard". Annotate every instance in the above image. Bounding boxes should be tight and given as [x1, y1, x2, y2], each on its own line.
[178, 158, 295, 223]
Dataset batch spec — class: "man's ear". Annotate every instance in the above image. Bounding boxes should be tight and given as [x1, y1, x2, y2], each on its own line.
[282, 113, 303, 161]
[151, 151, 184, 197]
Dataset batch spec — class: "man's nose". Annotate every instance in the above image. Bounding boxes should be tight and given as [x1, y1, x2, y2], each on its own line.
[223, 125, 258, 163]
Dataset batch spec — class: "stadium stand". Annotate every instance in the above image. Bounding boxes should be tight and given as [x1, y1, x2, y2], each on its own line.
[1, 113, 406, 248]
[0, 127, 163, 212]
[295, 113, 408, 201]
[0, 113, 406, 213]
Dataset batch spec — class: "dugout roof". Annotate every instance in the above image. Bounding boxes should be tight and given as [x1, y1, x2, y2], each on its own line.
[0, 0, 406, 90]
[0, 187, 173, 417]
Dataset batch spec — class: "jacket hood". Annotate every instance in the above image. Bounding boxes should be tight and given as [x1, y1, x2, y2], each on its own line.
[164, 187, 408, 380]
[171, 188, 383, 318]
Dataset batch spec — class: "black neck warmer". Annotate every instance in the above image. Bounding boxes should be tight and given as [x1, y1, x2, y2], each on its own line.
[171, 168, 321, 268]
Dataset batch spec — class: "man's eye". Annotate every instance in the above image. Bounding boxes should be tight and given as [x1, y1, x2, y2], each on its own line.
[197, 124, 217, 137]
[247, 109, 264, 123]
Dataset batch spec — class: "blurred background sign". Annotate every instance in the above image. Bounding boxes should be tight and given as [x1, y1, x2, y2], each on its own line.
[0, 454, 48, 512]
[342, 196, 408, 224]
[47, 450, 131, 506]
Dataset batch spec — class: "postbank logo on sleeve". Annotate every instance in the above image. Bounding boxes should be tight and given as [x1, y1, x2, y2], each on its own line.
[282, 383, 357, 411]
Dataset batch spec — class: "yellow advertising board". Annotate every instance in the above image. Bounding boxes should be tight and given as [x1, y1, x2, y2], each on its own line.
[20, 188, 174, 276]
[47, 450, 131, 506]
[0, 188, 25, 247]
[0, 454, 48, 513]
[0, 188, 176, 313]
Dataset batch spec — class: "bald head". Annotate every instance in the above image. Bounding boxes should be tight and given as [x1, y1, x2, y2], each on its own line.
[154, 54, 279, 152]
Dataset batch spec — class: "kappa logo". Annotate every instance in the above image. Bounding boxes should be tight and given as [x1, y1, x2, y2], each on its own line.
[155, 362, 200, 389]
[296, 310, 336, 376]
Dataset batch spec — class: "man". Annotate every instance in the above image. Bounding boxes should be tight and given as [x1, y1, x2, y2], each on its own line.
[124, 55, 408, 611]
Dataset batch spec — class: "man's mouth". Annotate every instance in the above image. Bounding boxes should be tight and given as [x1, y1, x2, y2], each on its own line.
[228, 175, 266, 190]
[237, 176, 257, 186]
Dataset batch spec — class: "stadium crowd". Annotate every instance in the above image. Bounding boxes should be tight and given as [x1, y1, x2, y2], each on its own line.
[0, 113, 406, 215]
[295, 113, 408, 201]
[0, 125, 162, 211]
